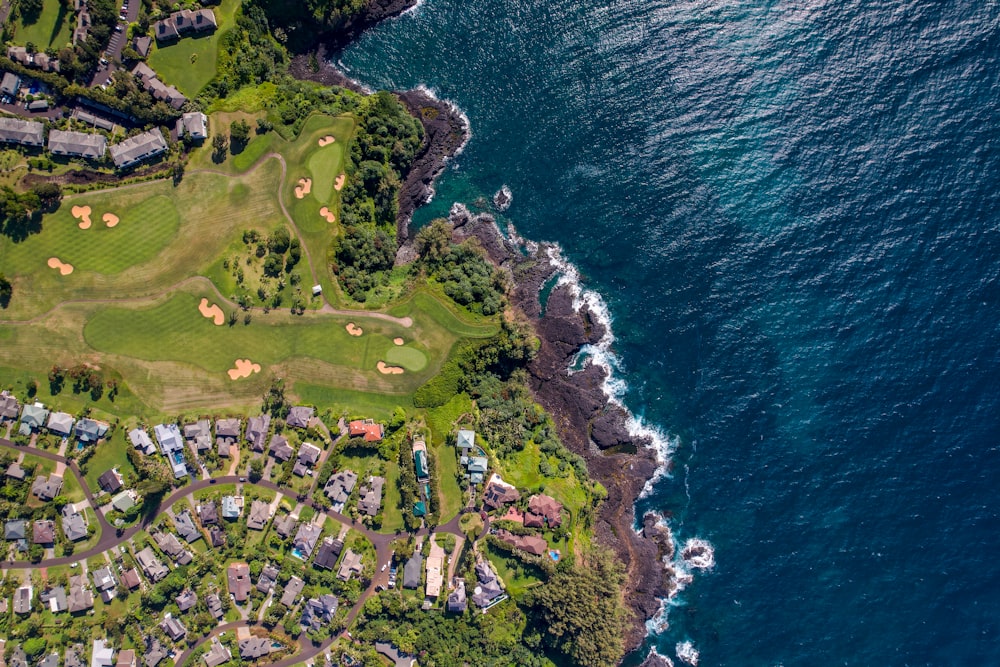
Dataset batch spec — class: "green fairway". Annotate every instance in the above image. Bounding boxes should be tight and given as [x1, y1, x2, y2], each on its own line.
[146, 0, 241, 96]
[384, 345, 428, 371]
[12, 0, 73, 51]
[306, 141, 345, 204]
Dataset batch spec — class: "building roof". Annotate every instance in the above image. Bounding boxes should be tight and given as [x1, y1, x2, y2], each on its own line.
[245, 413, 269, 450]
[48, 129, 107, 159]
[183, 419, 210, 441]
[153, 8, 217, 42]
[199, 500, 218, 525]
[47, 411, 75, 436]
[111, 490, 136, 512]
[129, 427, 156, 454]
[293, 522, 322, 557]
[160, 615, 187, 640]
[91, 639, 114, 667]
[323, 469, 357, 508]
[358, 476, 385, 516]
[67, 574, 93, 613]
[246, 499, 270, 530]
[349, 419, 384, 442]
[496, 529, 548, 556]
[227, 563, 250, 602]
[175, 588, 197, 611]
[62, 510, 88, 541]
[280, 575, 304, 607]
[269, 434, 293, 461]
[256, 564, 278, 593]
[41, 585, 67, 612]
[136, 546, 168, 582]
[14, 583, 32, 613]
[300, 594, 338, 630]
[92, 567, 115, 591]
[457, 429, 475, 449]
[238, 637, 271, 659]
[0, 117, 44, 147]
[447, 579, 467, 613]
[286, 406, 314, 429]
[273, 513, 297, 538]
[0, 71, 20, 95]
[203, 637, 231, 667]
[20, 402, 49, 431]
[173, 510, 200, 542]
[209, 525, 226, 548]
[0, 390, 21, 420]
[97, 469, 123, 493]
[6, 460, 25, 480]
[5, 519, 26, 539]
[142, 638, 167, 667]
[32, 519, 55, 544]
[337, 549, 364, 581]
[298, 441, 321, 466]
[216, 417, 241, 439]
[527, 494, 564, 528]
[402, 553, 423, 589]
[65, 645, 85, 667]
[32, 473, 64, 501]
[110, 128, 167, 169]
[482, 473, 521, 509]
[472, 560, 507, 608]
[221, 495, 242, 519]
[313, 537, 343, 570]
[206, 592, 223, 619]
[375, 642, 417, 667]
[133, 35, 152, 57]
[122, 568, 141, 589]
[75, 417, 108, 443]
[117, 649, 136, 667]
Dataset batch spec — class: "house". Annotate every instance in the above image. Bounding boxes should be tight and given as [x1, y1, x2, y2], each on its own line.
[19, 401, 49, 435]
[73, 2, 90, 43]
[65, 645, 85, 667]
[129, 427, 156, 454]
[206, 592, 223, 619]
[526, 494, 564, 528]
[0, 117, 44, 148]
[348, 419, 384, 442]
[246, 499, 270, 530]
[91, 639, 115, 667]
[273, 513, 297, 538]
[227, 563, 251, 602]
[154, 423, 187, 478]
[323, 469, 357, 510]
[183, 419, 212, 452]
[0, 390, 21, 420]
[199, 500, 218, 525]
[466, 455, 488, 484]
[27, 99, 49, 112]
[129, 63, 187, 109]
[238, 637, 271, 659]
[47, 411, 75, 437]
[153, 531, 192, 565]
[72, 110, 115, 132]
[6, 460, 25, 480]
[8, 645, 28, 667]
[280, 575, 304, 607]
[293, 522, 321, 558]
[375, 642, 417, 667]
[175, 589, 197, 612]
[337, 549, 363, 582]
[313, 537, 343, 570]
[48, 129, 107, 160]
[221, 495, 243, 519]
[133, 35, 152, 57]
[425, 542, 445, 598]
[0, 71, 20, 96]
[153, 8, 217, 42]
[447, 579, 468, 613]
[495, 529, 548, 556]
[122, 568, 141, 590]
[402, 553, 422, 589]
[245, 413, 270, 451]
[292, 461, 308, 477]
[269, 434, 293, 461]
[136, 546, 168, 582]
[177, 111, 210, 144]
[97, 469, 124, 493]
[482, 473, 520, 510]
[116, 649, 136, 667]
[111, 490, 137, 512]
[75, 417, 109, 444]
[472, 560, 507, 609]
[32, 473, 64, 501]
[256, 563, 278, 594]
[5, 519, 26, 540]
[67, 574, 94, 613]
[32, 520, 55, 546]
[358, 476, 386, 516]
[142, 637, 167, 667]
[173, 510, 200, 542]
[14, 583, 32, 613]
[209, 526, 226, 548]
[215, 417, 241, 456]
[160, 615, 187, 641]
[92, 567, 116, 595]
[109, 128, 168, 169]
[41, 585, 68, 612]
[285, 406, 314, 429]
[412, 440, 429, 482]
[62, 508, 88, 541]
[300, 594, 338, 631]
[203, 637, 231, 667]
[298, 442, 322, 468]
[456, 429, 475, 452]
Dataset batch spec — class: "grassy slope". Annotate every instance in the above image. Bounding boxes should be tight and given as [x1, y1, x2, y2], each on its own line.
[146, 0, 241, 97]
[12, 0, 73, 50]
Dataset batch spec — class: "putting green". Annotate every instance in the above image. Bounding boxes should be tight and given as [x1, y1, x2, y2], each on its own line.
[306, 141, 345, 204]
[384, 346, 428, 372]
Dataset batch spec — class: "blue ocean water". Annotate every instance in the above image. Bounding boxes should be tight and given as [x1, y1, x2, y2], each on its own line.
[340, 0, 1000, 664]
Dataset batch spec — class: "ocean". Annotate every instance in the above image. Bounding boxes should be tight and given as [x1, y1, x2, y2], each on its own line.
[339, 0, 1000, 664]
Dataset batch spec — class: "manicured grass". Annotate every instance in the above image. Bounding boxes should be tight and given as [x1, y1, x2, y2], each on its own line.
[61, 471, 85, 503]
[11, 0, 73, 50]
[292, 383, 410, 419]
[83, 431, 138, 491]
[306, 141, 345, 204]
[431, 440, 463, 521]
[390, 290, 499, 339]
[484, 542, 544, 598]
[384, 346, 428, 371]
[146, 0, 241, 96]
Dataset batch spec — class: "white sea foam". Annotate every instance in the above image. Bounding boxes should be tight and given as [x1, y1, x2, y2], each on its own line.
[401, 0, 426, 16]
[681, 538, 716, 570]
[675, 641, 700, 666]
[644, 646, 675, 667]
[413, 84, 472, 157]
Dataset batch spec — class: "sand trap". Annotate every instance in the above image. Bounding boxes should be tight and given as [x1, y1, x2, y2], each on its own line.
[393, 337, 404, 346]
[71, 205, 92, 229]
[103, 213, 120, 228]
[377, 361, 405, 375]
[318, 135, 336, 147]
[334, 173, 346, 191]
[294, 178, 312, 199]
[198, 298, 225, 326]
[228, 358, 261, 380]
[345, 323, 363, 337]
[47, 257, 74, 275]
[319, 206, 335, 223]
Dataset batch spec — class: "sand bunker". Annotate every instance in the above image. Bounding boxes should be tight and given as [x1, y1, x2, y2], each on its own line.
[103, 213, 120, 228]
[71, 205, 93, 229]
[228, 358, 262, 380]
[334, 173, 346, 191]
[345, 323, 363, 337]
[319, 206, 335, 223]
[318, 135, 336, 147]
[198, 298, 225, 326]
[47, 257, 74, 275]
[393, 337, 404, 346]
[294, 178, 312, 199]
[377, 361, 405, 375]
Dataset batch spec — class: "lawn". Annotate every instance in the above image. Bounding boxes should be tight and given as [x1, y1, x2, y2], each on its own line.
[484, 542, 544, 598]
[146, 0, 241, 96]
[430, 440, 463, 521]
[11, 0, 73, 51]
[83, 430, 138, 491]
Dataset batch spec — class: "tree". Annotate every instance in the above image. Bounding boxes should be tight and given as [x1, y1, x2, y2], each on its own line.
[0, 273, 11, 309]
[212, 133, 229, 162]
[230, 119, 251, 148]
[31, 182, 62, 211]
[19, 0, 43, 23]
[249, 457, 264, 482]
[23, 637, 46, 659]
[415, 218, 451, 263]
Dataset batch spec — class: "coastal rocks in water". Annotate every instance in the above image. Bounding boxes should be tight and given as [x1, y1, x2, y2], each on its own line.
[643, 512, 676, 561]
[640, 650, 675, 667]
[493, 184, 512, 212]
[591, 404, 652, 450]
[681, 538, 715, 570]
[675, 641, 700, 666]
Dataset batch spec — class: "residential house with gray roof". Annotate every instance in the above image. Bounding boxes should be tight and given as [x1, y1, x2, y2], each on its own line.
[173, 510, 200, 542]
[41, 585, 67, 613]
[184, 419, 212, 452]
[337, 549, 363, 581]
[203, 637, 231, 667]
[153, 531, 192, 565]
[67, 574, 93, 613]
[14, 583, 32, 613]
[47, 411, 75, 437]
[62, 507, 88, 541]
[48, 129, 107, 160]
[358, 476, 385, 516]
[0, 117, 44, 148]
[269, 434, 293, 461]
[75, 417, 108, 444]
[238, 637, 271, 659]
[65, 645, 85, 667]
[5, 519, 26, 540]
[177, 111, 209, 142]
[1, 71, 20, 95]
[160, 615, 187, 641]
[300, 594, 338, 631]
[142, 637, 167, 667]
[153, 8, 217, 42]
[136, 546, 169, 582]
[323, 469, 357, 511]
[97, 469, 123, 493]
[256, 563, 278, 594]
[154, 423, 187, 478]
[129, 427, 156, 454]
[32, 473, 63, 501]
[280, 575, 304, 607]
[245, 413, 270, 451]
[18, 402, 48, 435]
[286, 406, 313, 429]
[215, 418, 240, 456]
[206, 592, 223, 619]
[110, 128, 167, 169]
[246, 499, 270, 530]
[313, 537, 343, 570]
[199, 500, 218, 526]
[0, 390, 21, 421]
[293, 522, 322, 558]
[175, 589, 197, 612]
